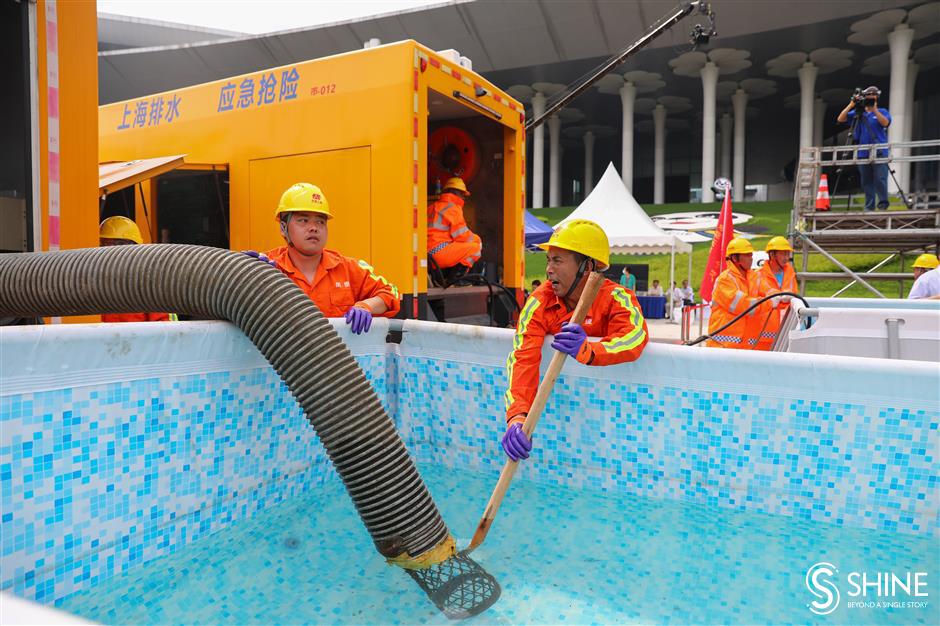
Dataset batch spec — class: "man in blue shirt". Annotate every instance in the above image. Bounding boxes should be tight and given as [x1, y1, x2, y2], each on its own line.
[837, 86, 892, 211]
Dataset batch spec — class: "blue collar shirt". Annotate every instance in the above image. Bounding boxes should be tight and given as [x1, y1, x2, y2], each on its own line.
[846, 108, 892, 158]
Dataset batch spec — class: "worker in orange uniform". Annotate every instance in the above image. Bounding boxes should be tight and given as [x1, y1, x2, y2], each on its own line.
[261, 182, 400, 334]
[98, 216, 175, 323]
[705, 238, 774, 349]
[500, 220, 649, 462]
[753, 236, 798, 351]
[427, 177, 482, 280]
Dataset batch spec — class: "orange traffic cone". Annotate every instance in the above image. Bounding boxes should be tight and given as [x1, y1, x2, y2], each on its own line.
[815, 174, 831, 211]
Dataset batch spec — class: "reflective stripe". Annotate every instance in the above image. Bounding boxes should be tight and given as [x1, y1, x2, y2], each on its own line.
[429, 242, 449, 255]
[357, 259, 400, 299]
[428, 202, 455, 231]
[505, 296, 541, 410]
[760, 331, 777, 339]
[729, 290, 745, 312]
[451, 226, 469, 238]
[602, 287, 647, 354]
[712, 334, 743, 344]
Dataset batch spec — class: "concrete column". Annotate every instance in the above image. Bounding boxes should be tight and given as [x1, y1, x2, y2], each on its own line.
[720, 112, 732, 178]
[548, 114, 561, 207]
[583, 131, 595, 196]
[813, 97, 826, 147]
[732, 88, 748, 203]
[653, 104, 667, 205]
[619, 82, 636, 190]
[531, 92, 546, 208]
[887, 23, 913, 194]
[715, 129, 722, 174]
[902, 60, 919, 192]
[797, 62, 818, 150]
[700, 61, 719, 202]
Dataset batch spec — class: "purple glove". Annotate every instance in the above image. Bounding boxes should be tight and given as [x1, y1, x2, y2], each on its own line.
[344, 306, 373, 335]
[242, 250, 276, 267]
[551, 322, 587, 358]
[501, 422, 532, 462]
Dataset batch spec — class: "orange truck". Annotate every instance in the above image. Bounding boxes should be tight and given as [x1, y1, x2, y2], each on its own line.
[1, 0, 98, 256]
[98, 41, 528, 319]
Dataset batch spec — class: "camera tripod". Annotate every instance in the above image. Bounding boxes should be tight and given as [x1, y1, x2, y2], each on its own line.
[830, 102, 911, 210]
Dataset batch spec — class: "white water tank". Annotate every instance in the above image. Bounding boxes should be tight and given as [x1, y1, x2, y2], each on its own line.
[786, 306, 940, 362]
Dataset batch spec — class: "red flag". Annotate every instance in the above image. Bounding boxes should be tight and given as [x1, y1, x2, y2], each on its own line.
[700, 191, 735, 302]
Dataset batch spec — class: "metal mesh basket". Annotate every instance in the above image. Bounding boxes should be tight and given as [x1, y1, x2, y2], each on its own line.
[405, 552, 501, 620]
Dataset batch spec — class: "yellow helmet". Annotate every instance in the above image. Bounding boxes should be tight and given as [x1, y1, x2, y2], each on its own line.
[99, 216, 143, 244]
[765, 236, 794, 253]
[725, 237, 754, 257]
[912, 253, 939, 269]
[443, 177, 468, 194]
[538, 219, 610, 269]
[275, 182, 332, 219]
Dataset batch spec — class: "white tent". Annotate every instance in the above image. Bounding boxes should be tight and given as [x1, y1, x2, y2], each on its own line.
[557, 163, 693, 315]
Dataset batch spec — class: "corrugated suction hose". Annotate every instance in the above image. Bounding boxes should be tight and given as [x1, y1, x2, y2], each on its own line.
[0, 245, 499, 619]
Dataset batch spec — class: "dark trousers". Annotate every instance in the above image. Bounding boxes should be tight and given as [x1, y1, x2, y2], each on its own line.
[858, 163, 889, 210]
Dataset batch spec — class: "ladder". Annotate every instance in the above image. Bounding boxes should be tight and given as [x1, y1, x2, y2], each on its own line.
[791, 147, 819, 230]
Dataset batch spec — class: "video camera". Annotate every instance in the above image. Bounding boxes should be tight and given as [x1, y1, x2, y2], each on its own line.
[852, 86, 881, 111]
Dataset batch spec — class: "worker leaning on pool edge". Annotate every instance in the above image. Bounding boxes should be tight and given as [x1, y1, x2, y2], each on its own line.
[501, 219, 649, 462]
[250, 182, 400, 334]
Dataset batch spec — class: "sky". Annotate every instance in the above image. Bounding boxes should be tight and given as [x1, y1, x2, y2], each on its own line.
[97, 0, 449, 35]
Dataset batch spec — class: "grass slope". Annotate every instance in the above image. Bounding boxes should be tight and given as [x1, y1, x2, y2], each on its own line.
[525, 201, 915, 298]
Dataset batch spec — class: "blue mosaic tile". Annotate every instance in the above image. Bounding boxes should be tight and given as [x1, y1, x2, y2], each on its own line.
[1, 331, 936, 613]
[1, 355, 388, 603]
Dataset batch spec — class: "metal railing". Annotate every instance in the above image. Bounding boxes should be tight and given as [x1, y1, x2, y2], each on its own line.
[800, 138, 940, 168]
[680, 303, 707, 343]
[791, 138, 940, 223]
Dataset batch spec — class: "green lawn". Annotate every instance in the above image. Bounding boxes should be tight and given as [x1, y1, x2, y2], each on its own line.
[525, 201, 916, 298]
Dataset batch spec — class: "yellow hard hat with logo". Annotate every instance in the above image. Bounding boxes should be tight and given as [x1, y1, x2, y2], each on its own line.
[99, 216, 143, 244]
[725, 237, 754, 257]
[765, 236, 794, 253]
[912, 253, 939, 269]
[275, 182, 332, 219]
[443, 177, 469, 194]
[538, 219, 610, 269]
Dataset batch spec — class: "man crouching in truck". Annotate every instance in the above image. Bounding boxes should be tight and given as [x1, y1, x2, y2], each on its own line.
[500, 219, 649, 462]
[250, 182, 400, 335]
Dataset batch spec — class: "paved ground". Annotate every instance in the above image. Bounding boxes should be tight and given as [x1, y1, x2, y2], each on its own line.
[647, 317, 685, 344]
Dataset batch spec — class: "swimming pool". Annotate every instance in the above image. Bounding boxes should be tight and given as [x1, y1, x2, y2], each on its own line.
[2, 319, 937, 623]
[55, 463, 938, 625]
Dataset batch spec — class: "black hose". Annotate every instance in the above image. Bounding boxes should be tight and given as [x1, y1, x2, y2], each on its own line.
[685, 291, 809, 346]
[0, 247, 451, 563]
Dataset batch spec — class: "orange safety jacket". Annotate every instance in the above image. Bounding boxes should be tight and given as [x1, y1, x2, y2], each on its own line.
[753, 262, 797, 351]
[705, 262, 773, 349]
[265, 246, 401, 318]
[101, 312, 172, 323]
[504, 279, 649, 422]
[427, 192, 482, 269]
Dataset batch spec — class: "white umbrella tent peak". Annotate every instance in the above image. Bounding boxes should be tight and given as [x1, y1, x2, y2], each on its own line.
[556, 163, 692, 306]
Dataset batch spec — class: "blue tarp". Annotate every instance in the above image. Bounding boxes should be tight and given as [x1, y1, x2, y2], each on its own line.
[525, 210, 553, 250]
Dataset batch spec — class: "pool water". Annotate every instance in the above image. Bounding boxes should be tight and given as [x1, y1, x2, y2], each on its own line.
[57, 463, 938, 625]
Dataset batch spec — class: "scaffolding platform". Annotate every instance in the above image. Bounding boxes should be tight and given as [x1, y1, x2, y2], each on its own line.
[790, 139, 940, 298]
